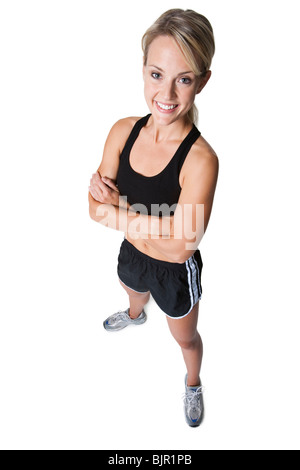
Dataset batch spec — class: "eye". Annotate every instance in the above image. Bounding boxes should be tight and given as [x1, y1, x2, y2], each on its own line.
[179, 77, 192, 85]
[151, 72, 161, 80]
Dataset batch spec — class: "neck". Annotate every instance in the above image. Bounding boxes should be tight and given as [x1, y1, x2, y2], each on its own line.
[147, 115, 192, 143]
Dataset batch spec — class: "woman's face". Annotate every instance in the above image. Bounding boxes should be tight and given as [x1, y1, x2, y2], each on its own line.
[143, 35, 209, 126]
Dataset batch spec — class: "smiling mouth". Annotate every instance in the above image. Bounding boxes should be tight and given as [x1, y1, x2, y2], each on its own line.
[155, 101, 179, 111]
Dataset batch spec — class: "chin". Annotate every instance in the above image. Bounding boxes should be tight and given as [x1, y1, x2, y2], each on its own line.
[149, 103, 177, 123]
[153, 109, 188, 127]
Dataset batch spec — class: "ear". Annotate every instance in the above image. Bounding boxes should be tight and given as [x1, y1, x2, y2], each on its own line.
[196, 70, 212, 94]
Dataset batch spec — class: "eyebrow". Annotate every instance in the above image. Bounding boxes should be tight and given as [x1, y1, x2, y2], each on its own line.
[148, 65, 194, 75]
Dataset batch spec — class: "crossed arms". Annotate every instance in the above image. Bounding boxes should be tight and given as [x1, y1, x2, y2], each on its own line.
[88, 118, 218, 263]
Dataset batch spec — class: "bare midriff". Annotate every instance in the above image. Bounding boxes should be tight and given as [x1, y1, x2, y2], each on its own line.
[125, 234, 173, 262]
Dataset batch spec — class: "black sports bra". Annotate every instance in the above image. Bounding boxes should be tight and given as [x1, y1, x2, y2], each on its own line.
[116, 114, 201, 216]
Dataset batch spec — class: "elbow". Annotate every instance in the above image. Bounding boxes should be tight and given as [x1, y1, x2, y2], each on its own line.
[88, 193, 97, 221]
[167, 243, 190, 264]
[174, 251, 198, 264]
[88, 202, 95, 221]
[89, 206, 96, 221]
[174, 253, 191, 264]
[170, 239, 201, 264]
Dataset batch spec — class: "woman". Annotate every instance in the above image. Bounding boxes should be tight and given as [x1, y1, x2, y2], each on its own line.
[88, 9, 218, 427]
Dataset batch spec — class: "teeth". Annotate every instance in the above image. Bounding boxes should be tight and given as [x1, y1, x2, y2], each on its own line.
[157, 101, 177, 110]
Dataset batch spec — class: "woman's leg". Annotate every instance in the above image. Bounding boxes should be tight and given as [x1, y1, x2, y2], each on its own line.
[166, 303, 202, 387]
[119, 280, 150, 319]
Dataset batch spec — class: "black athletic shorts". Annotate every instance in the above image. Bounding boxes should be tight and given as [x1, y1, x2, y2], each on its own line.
[117, 238, 203, 319]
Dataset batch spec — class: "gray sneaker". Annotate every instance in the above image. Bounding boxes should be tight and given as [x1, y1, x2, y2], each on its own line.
[183, 374, 204, 427]
[103, 308, 147, 332]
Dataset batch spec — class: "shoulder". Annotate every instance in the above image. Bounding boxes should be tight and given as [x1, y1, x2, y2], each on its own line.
[111, 115, 141, 132]
[97, 116, 142, 178]
[183, 134, 219, 180]
[106, 116, 142, 152]
[178, 135, 219, 207]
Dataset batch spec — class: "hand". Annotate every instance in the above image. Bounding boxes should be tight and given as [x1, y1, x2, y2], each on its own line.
[89, 172, 120, 206]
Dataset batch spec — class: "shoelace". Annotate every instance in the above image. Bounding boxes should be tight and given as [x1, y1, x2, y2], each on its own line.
[110, 311, 130, 324]
[182, 386, 204, 412]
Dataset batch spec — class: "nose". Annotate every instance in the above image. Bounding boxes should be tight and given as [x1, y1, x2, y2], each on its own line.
[161, 79, 176, 101]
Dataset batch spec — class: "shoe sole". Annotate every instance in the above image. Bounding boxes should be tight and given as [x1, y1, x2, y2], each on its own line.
[103, 315, 147, 332]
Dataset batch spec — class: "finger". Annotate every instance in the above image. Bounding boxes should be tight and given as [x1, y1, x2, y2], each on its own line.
[89, 187, 98, 201]
[91, 176, 108, 197]
[89, 187, 99, 201]
[90, 184, 103, 201]
[91, 172, 101, 185]
[97, 177, 110, 193]
[102, 177, 119, 192]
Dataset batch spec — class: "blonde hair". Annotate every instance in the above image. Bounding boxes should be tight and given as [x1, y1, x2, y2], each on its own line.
[142, 9, 215, 124]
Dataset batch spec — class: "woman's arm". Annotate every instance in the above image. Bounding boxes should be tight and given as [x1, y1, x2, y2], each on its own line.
[89, 191, 172, 238]
[89, 171, 130, 209]
[89, 117, 173, 238]
[140, 146, 219, 263]
[88, 119, 218, 247]
[88, 117, 138, 210]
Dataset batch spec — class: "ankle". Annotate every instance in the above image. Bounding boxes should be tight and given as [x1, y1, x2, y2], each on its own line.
[129, 308, 143, 319]
[187, 375, 201, 388]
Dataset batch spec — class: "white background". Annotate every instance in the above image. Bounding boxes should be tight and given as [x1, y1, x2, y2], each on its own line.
[0, 0, 299, 450]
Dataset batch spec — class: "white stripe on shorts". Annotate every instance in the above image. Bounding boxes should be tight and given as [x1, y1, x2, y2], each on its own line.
[185, 256, 200, 310]
[193, 254, 202, 298]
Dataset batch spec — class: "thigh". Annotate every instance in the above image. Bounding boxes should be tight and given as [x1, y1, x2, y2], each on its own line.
[119, 279, 150, 297]
[149, 251, 202, 319]
[166, 302, 199, 344]
[117, 240, 149, 293]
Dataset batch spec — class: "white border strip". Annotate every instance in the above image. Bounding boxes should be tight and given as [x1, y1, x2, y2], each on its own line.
[119, 278, 149, 294]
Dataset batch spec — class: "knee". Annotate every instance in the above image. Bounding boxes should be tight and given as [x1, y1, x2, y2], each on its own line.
[176, 332, 201, 350]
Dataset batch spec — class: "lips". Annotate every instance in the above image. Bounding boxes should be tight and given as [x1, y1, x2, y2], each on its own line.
[155, 101, 179, 113]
